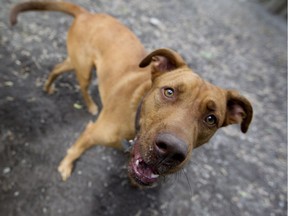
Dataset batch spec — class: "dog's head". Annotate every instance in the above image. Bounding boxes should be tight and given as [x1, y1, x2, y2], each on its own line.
[128, 48, 253, 187]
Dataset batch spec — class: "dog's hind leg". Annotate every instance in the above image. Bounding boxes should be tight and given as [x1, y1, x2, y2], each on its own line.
[44, 58, 74, 94]
[74, 63, 98, 115]
[58, 115, 120, 181]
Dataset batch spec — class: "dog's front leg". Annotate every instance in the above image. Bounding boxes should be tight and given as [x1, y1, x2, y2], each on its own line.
[58, 118, 120, 181]
[58, 121, 96, 181]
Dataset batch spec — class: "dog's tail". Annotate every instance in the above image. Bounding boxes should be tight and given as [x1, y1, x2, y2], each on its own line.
[10, 1, 87, 26]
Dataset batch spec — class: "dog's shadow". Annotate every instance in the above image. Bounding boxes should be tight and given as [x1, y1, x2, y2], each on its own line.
[88, 150, 163, 216]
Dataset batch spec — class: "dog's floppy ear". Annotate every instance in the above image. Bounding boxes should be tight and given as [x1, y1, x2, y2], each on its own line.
[222, 90, 253, 133]
[139, 48, 187, 80]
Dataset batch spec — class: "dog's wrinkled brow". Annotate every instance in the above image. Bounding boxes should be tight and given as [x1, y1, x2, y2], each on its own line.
[206, 100, 217, 111]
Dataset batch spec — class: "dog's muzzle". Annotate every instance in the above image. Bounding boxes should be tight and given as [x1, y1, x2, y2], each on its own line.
[128, 133, 188, 186]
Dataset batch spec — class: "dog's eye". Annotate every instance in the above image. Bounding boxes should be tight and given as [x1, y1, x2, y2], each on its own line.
[163, 88, 174, 98]
[205, 115, 217, 126]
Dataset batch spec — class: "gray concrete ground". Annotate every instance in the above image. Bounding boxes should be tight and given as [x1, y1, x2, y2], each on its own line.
[0, 0, 287, 216]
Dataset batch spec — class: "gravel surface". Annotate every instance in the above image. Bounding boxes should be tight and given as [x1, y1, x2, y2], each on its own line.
[0, 0, 287, 216]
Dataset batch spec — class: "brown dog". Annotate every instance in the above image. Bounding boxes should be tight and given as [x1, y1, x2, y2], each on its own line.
[10, 1, 253, 187]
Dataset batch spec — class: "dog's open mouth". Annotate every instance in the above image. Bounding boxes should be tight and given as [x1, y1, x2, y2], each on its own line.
[128, 141, 159, 186]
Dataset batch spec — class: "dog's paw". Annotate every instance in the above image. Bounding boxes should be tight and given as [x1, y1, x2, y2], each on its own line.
[58, 161, 73, 181]
[88, 104, 98, 115]
[43, 83, 56, 95]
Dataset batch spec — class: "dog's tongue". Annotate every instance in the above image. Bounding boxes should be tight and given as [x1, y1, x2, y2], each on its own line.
[130, 143, 159, 185]
[134, 157, 159, 181]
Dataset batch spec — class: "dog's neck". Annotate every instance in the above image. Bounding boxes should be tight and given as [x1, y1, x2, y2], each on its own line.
[120, 69, 151, 152]
[129, 73, 151, 112]
[121, 98, 143, 152]
[134, 98, 143, 133]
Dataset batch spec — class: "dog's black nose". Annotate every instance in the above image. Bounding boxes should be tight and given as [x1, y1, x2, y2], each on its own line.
[155, 133, 188, 165]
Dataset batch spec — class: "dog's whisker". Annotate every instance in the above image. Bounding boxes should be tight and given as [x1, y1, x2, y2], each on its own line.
[182, 168, 193, 195]
[154, 157, 167, 171]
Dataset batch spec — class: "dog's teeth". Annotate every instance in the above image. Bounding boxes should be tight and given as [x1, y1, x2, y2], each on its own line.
[136, 159, 140, 166]
[151, 174, 159, 178]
